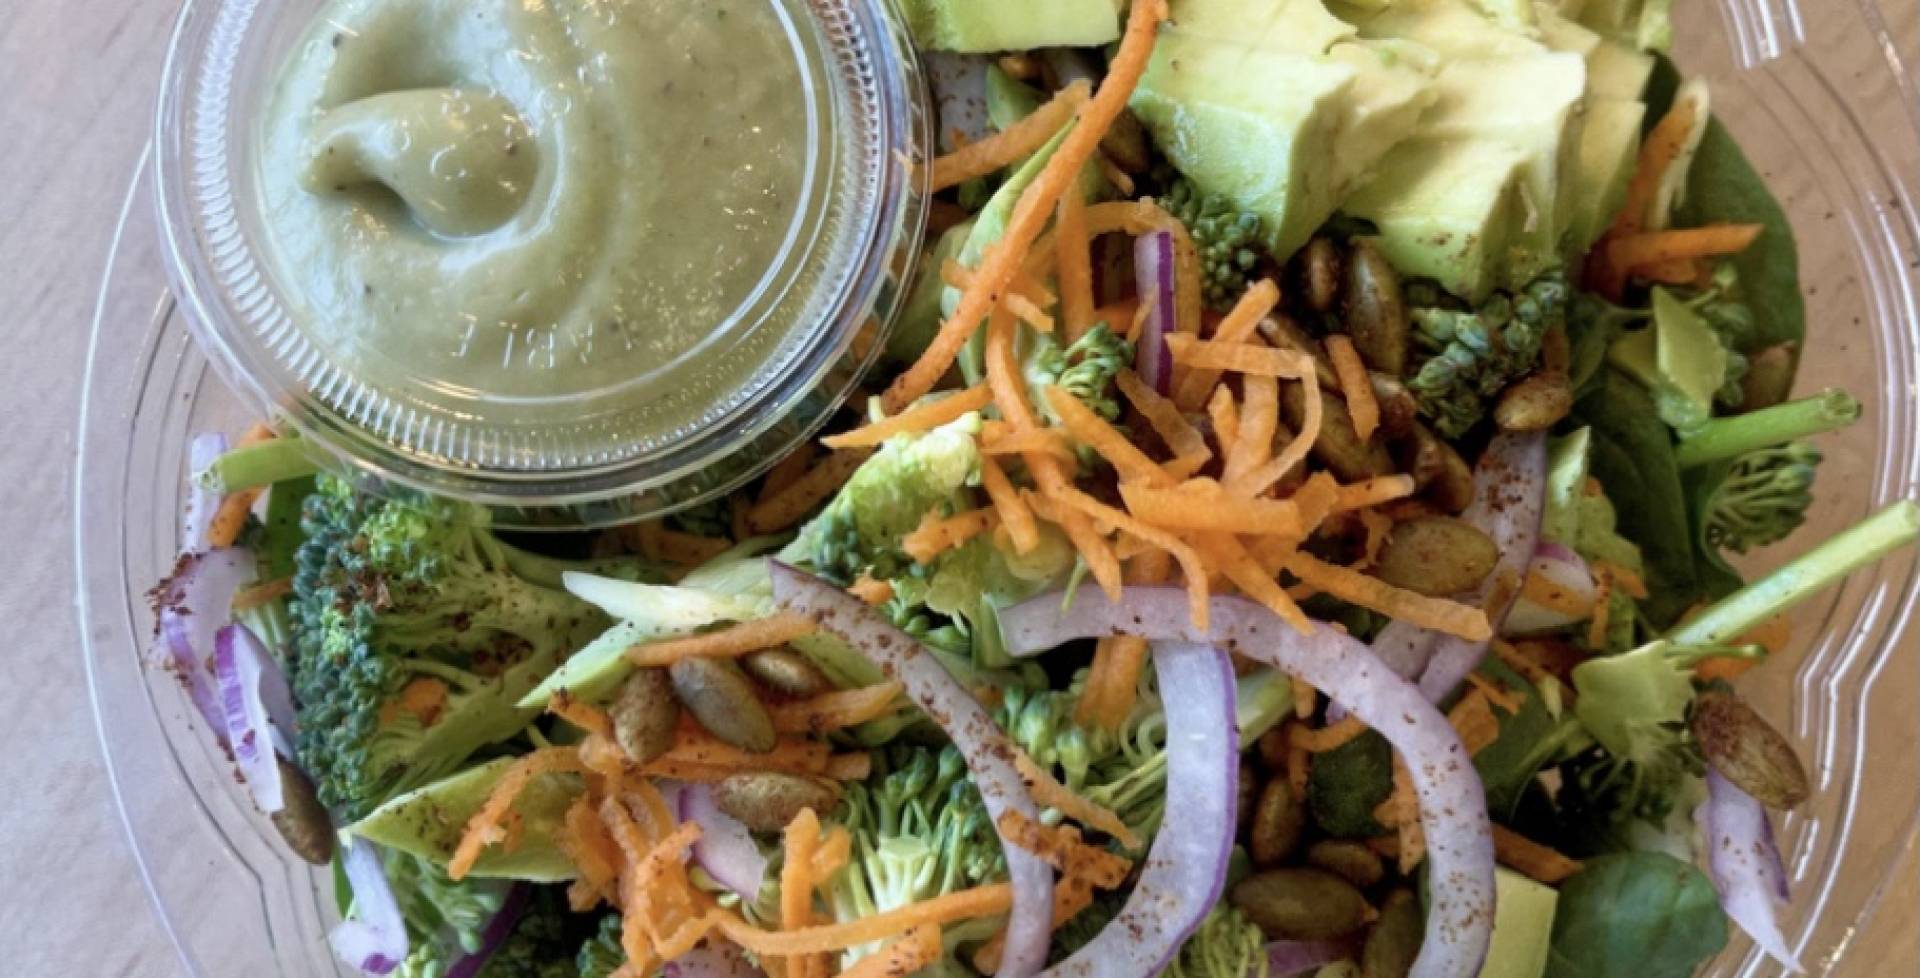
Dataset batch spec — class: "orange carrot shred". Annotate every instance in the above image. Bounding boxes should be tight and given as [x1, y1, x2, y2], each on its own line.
[1292, 714, 1370, 752]
[1011, 751, 1143, 850]
[1166, 335, 1316, 379]
[450, 748, 586, 880]
[1226, 370, 1322, 498]
[980, 426, 1079, 463]
[1207, 385, 1240, 457]
[1325, 336, 1378, 442]
[1174, 279, 1280, 409]
[822, 384, 992, 449]
[1225, 373, 1279, 484]
[838, 925, 944, 978]
[1058, 189, 1097, 341]
[1492, 825, 1584, 884]
[903, 507, 1000, 564]
[979, 453, 1042, 556]
[928, 81, 1090, 191]
[1049, 485, 1209, 629]
[760, 444, 818, 505]
[769, 682, 904, 735]
[1608, 224, 1763, 271]
[750, 449, 873, 533]
[1114, 370, 1212, 476]
[627, 614, 817, 668]
[713, 887, 1012, 956]
[1044, 386, 1170, 487]
[1284, 552, 1492, 641]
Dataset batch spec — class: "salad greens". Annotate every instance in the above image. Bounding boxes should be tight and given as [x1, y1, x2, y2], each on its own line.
[151, 2, 1920, 977]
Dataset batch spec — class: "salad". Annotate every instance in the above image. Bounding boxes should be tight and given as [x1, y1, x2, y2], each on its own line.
[148, 1, 1920, 978]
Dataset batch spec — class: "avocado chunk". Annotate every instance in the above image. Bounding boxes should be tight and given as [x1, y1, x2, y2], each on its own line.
[1343, 135, 1526, 300]
[1169, 0, 1360, 53]
[1565, 97, 1645, 251]
[900, 0, 1124, 52]
[1482, 867, 1560, 978]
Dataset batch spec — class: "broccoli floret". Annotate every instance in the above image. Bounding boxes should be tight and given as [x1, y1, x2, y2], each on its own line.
[1406, 272, 1569, 438]
[1162, 179, 1265, 311]
[290, 477, 615, 819]
[1704, 442, 1821, 554]
[393, 885, 579, 978]
[575, 914, 626, 978]
[1056, 898, 1266, 978]
[1032, 324, 1134, 429]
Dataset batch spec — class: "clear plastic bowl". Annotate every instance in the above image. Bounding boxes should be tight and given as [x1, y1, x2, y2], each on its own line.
[79, 0, 1920, 975]
[154, 0, 929, 526]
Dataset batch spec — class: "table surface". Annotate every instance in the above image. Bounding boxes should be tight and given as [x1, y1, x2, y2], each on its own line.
[3, 2, 1916, 975]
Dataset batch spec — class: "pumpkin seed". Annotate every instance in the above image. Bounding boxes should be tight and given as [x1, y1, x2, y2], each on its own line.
[1361, 889, 1422, 978]
[1250, 777, 1307, 866]
[1399, 423, 1474, 514]
[1343, 240, 1409, 377]
[670, 657, 776, 753]
[270, 756, 335, 865]
[712, 772, 841, 833]
[1366, 373, 1419, 440]
[1308, 839, 1386, 888]
[1495, 372, 1574, 432]
[611, 667, 680, 765]
[1231, 867, 1372, 940]
[1318, 965, 1363, 978]
[1690, 690, 1810, 809]
[1304, 237, 1342, 313]
[740, 648, 832, 698]
[1238, 761, 1261, 836]
[1741, 344, 1797, 411]
[1101, 111, 1153, 174]
[1373, 517, 1498, 597]
[1285, 383, 1394, 481]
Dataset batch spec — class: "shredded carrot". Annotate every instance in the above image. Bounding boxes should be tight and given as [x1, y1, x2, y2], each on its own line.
[997, 811, 1133, 889]
[1076, 635, 1149, 731]
[1044, 386, 1169, 486]
[1006, 291, 1057, 334]
[1587, 570, 1616, 649]
[848, 576, 894, 606]
[714, 886, 1013, 955]
[769, 682, 905, 734]
[760, 444, 818, 505]
[840, 925, 944, 978]
[1284, 552, 1492, 641]
[1289, 677, 1317, 720]
[633, 522, 734, 567]
[650, 730, 837, 776]
[1224, 373, 1279, 484]
[560, 797, 622, 907]
[450, 748, 586, 880]
[1093, 299, 1139, 337]
[1049, 484, 1210, 629]
[1292, 714, 1370, 752]
[1634, 257, 1706, 284]
[982, 428, 1080, 466]
[1521, 568, 1599, 620]
[1355, 509, 1393, 571]
[1194, 532, 1312, 634]
[1463, 672, 1524, 715]
[231, 576, 292, 612]
[822, 385, 992, 449]
[1013, 751, 1143, 850]
[1333, 476, 1417, 513]
[1325, 336, 1378, 443]
[1114, 370, 1212, 477]
[1489, 638, 1559, 690]
[1284, 725, 1311, 797]
[1207, 385, 1241, 456]
[750, 449, 873, 533]
[928, 81, 1091, 191]
[903, 507, 1000, 564]
[1173, 279, 1281, 409]
[1492, 825, 1583, 884]
[549, 692, 616, 739]
[940, 259, 1056, 308]
[1117, 482, 1312, 538]
[1593, 560, 1649, 599]
[627, 614, 817, 668]
[208, 487, 265, 550]
[1166, 334, 1316, 379]
[1226, 371, 1322, 499]
[730, 495, 752, 542]
[881, 0, 1171, 413]
[978, 453, 1042, 556]
[1058, 189, 1096, 341]
[780, 809, 823, 977]
[1448, 689, 1502, 755]
[1611, 97, 1699, 240]
[1608, 224, 1763, 271]
[812, 825, 852, 881]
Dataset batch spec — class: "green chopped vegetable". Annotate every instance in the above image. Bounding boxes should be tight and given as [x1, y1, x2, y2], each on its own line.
[1406, 272, 1569, 438]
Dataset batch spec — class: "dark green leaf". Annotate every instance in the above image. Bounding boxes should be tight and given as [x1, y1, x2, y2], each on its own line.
[1683, 460, 1749, 600]
[1470, 659, 1564, 821]
[1574, 371, 1703, 627]
[1547, 851, 1729, 978]
[1309, 728, 1393, 838]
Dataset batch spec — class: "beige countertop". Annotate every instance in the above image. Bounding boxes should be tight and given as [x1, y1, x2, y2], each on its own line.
[1, 1, 1914, 975]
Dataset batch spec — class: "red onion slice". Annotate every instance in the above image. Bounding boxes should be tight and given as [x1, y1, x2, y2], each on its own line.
[444, 884, 531, 978]
[1265, 939, 1353, 978]
[1038, 641, 1237, 978]
[148, 548, 259, 740]
[1001, 588, 1497, 978]
[183, 432, 228, 553]
[213, 623, 295, 813]
[925, 53, 993, 153]
[330, 837, 409, 976]
[681, 782, 771, 900]
[1133, 231, 1177, 394]
[1503, 541, 1598, 636]
[664, 940, 767, 978]
[769, 563, 1054, 978]
[1698, 771, 1801, 972]
[1414, 431, 1548, 702]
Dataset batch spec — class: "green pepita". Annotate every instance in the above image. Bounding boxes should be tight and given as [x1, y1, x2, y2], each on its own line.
[1361, 889, 1422, 978]
[270, 756, 336, 865]
[1250, 777, 1307, 866]
[1373, 517, 1499, 597]
[1495, 371, 1574, 432]
[1304, 237, 1342, 313]
[1343, 239, 1410, 377]
[711, 772, 841, 833]
[1690, 690, 1810, 809]
[740, 648, 832, 698]
[670, 657, 776, 753]
[610, 666, 680, 765]
[1307, 839, 1385, 888]
[1230, 868, 1371, 941]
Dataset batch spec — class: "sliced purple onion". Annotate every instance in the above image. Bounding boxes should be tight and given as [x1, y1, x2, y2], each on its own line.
[330, 838, 409, 976]
[444, 884, 532, 978]
[1414, 431, 1549, 701]
[1503, 542, 1599, 636]
[681, 782, 770, 900]
[925, 53, 993, 153]
[1133, 231, 1177, 394]
[1264, 939, 1353, 978]
[664, 940, 767, 978]
[769, 562, 1054, 978]
[183, 432, 228, 553]
[148, 548, 259, 740]
[1038, 641, 1237, 978]
[1698, 771, 1801, 972]
[1001, 588, 1497, 978]
[213, 623, 295, 813]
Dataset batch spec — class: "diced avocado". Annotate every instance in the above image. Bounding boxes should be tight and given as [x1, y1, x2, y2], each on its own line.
[900, 0, 1124, 52]
[1566, 97, 1644, 251]
[1607, 288, 1728, 431]
[1356, 0, 1545, 59]
[1587, 37, 1653, 98]
[1533, 3, 1602, 59]
[1344, 136, 1526, 301]
[1481, 868, 1560, 978]
[1469, 0, 1538, 31]
[1131, 30, 1360, 258]
[1325, 39, 1444, 192]
[1170, 0, 1359, 54]
[352, 757, 583, 881]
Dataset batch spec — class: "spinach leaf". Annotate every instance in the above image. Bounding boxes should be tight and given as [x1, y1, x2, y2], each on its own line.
[1471, 659, 1568, 821]
[1309, 728, 1393, 838]
[1548, 851, 1728, 978]
[1574, 371, 1704, 627]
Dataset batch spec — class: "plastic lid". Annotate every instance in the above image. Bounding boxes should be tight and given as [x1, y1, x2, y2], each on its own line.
[156, 0, 927, 525]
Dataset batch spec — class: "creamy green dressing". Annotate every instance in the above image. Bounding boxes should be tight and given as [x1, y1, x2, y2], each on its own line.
[255, 0, 809, 401]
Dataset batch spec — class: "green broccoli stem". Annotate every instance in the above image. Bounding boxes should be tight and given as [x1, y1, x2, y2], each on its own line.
[1666, 500, 1920, 646]
[196, 436, 326, 494]
[1673, 389, 1861, 469]
[1235, 669, 1294, 749]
